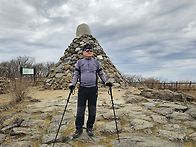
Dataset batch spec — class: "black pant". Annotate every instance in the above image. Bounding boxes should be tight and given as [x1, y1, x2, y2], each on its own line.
[75, 86, 98, 130]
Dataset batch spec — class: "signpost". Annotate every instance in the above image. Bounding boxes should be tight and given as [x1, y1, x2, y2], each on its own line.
[20, 67, 36, 82]
[21, 68, 35, 75]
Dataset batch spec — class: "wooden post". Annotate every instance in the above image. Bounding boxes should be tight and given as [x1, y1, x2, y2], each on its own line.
[189, 81, 192, 91]
[33, 67, 36, 84]
[151, 83, 154, 89]
[175, 81, 178, 91]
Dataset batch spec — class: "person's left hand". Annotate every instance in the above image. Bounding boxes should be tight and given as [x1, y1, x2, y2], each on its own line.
[105, 82, 113, 87]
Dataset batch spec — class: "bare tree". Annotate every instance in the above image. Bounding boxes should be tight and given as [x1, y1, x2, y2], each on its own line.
[0, 61, 9, 77]
[34, 62, 55, 77]
[124, 74, 145, 83]
[0, 56, 35, 79]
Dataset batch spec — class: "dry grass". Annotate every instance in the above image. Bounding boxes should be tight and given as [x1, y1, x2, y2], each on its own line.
[9, 79, 31, 103]
[0, 79, 31, 113]
[183, 91, 196, 101]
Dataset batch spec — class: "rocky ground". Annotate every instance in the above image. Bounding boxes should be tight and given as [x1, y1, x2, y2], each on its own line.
[0, 86, 196, 147]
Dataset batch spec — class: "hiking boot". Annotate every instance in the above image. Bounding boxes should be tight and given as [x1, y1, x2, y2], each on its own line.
[87, 128, 94, 137]
[72, 129, 83, 138]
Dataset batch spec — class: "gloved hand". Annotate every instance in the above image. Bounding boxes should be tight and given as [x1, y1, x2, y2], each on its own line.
[105, 82, 113, 87]
[69, 85, 75, 91]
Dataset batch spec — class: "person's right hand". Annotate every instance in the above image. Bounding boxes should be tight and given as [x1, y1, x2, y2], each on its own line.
[69, 85, 75, 91]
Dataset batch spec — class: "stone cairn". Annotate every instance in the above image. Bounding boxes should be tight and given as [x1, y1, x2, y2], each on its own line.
[44, 23, 127, 90]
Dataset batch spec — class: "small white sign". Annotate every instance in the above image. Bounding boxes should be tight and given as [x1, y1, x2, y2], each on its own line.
[22, 68, 34, 75]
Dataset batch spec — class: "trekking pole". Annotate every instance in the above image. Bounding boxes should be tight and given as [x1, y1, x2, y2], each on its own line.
[52, 89, 73, 147]
[107, 85, 120, 143]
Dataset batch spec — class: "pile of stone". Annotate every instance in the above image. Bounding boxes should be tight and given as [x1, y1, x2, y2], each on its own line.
[0, 77, 10, 94]
[44, 24, 127, 90]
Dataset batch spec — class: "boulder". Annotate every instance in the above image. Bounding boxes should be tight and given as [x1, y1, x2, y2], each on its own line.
[186, 107, 196, 119]
[140, 89, 194, 102]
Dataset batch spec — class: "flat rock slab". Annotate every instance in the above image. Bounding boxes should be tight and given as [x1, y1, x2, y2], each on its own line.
[12, 127, 39, 135]
[151, 115, 168, 124]
[42, 133, 60, 144]
[189, 132, 196, 141]
[112, 135, 181, 147]
[41, 143, 72, 147]
[151, 107, 174, 116]
[142, 102, 157, 109]
[133, 114, 152, 121]
[123, 94, 148, 104]
[186, 107, 196, 119]
[158, 103, 188, 112]
[130, 119, 154, 130]
[140, 89, 192, 102]
[184, 121, 196, 129]
[169, 112, 193, 121]
[70, 133, 100, 144]
[2, 141, 33, 147]
[99, 121, 122, 135]
[0, 134, 6, 144]
[21, 119, 45, 128]
[158, 130, 186, 141]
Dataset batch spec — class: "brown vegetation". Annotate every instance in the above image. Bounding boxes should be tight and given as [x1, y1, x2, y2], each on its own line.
[0, 56, 54, 79]
[9, 79, 31, 103]
[124, 74, 196, 92]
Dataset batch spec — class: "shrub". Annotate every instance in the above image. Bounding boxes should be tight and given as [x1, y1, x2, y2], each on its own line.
[9, 78, 31, 103]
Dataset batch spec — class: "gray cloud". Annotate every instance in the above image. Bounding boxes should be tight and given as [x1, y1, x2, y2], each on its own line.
[0, 0, 196, 81]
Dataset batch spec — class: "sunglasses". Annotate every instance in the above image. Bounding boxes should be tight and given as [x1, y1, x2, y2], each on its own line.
[85, 49, 93, 52]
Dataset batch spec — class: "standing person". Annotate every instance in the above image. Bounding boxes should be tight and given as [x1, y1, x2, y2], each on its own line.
[69, 43, 112, 138]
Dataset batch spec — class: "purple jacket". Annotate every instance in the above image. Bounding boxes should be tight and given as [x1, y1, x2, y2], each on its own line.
[71, 58, 106, 87]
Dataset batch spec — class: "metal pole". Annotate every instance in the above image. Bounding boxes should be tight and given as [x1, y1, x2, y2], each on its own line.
[108, 86, 120, 143]
[52, 89, 73, 147]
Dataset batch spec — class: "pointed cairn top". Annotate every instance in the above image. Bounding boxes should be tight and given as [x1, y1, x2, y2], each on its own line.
[76, 23, 91, 37]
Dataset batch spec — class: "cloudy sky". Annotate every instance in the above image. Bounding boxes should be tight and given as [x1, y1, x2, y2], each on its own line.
[0, 0, 196, 81]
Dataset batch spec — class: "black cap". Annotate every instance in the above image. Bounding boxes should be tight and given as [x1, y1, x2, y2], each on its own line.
[82, 44, 93, 51]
